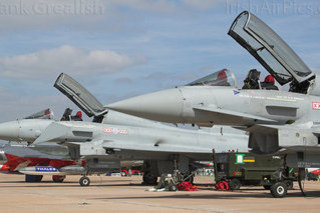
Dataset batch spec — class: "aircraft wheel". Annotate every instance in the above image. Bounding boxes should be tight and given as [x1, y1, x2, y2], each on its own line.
[52, 175, 66, 183]
[79, 176, 90, 186]
[229, 178, 241, 190]
[143, 172, 157, 185]
[270, 182, 287, 198]
[285, 180, 294, 190]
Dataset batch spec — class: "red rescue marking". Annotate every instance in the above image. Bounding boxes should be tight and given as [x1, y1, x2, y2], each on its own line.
[102, 128, 128, 135]
[312, 102, 320, 110]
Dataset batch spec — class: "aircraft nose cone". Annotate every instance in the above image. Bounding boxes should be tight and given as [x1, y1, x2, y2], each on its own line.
[107, 88, 184, 123]
[0, 120, 20, 141]
[0, 119, 53, 143]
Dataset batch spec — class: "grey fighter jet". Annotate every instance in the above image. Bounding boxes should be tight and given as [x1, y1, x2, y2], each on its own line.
[0, 73, 249, 186]
[106, 11, 320, 169]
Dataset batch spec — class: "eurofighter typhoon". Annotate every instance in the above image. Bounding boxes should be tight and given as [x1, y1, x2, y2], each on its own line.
[106, 11, 320, 169]
[0, 73, 248, 186]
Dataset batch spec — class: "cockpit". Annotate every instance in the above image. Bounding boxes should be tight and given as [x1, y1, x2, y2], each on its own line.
[186, 68, 280, 91]
[228, 11, 315, 94]
[187, 11, 318, 94]
[187, 69, 237, 88]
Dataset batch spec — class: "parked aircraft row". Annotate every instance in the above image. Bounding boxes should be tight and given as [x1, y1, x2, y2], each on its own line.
[0, 11, 318, 198]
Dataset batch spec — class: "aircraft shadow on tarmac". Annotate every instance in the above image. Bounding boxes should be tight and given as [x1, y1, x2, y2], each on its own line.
[0, 178, 133, 184]
[0, 181, 144, 188]
[0, 180, 79, 184]
[1, 181, 320, 198]
[91, 190, 320, 199]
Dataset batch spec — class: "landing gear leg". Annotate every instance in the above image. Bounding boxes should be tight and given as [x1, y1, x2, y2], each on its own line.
[298, 168, 306, 196]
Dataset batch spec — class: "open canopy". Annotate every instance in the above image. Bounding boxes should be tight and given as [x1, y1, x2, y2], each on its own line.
[187, 69, 237, 87]
[24, 108, 53, 120]
[228, 11, 313, 85]
[54, 73, 107, 117]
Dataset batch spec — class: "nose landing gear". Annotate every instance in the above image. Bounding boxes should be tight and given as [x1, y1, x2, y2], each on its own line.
[79, 176, 90, 186]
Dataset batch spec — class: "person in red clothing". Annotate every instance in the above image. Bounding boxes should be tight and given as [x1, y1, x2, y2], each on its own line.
[71, 111, 83, 121]
[261, 75, 278, 90]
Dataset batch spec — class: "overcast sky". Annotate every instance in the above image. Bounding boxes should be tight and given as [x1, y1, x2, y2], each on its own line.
[0, 0, 319, 122]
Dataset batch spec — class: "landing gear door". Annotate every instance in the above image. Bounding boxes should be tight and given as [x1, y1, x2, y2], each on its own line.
[228, 11, 314, 86]
[54, 73, 107, 117]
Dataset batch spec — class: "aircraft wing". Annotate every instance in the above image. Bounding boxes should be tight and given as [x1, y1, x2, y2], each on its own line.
[102, 140, 211, 154]
[33, 122, 70, 144]
[193, 105, 277, 123]
[33, 122, 94, 144]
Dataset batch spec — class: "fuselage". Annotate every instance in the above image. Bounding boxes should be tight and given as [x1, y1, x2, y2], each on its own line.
[107, 86, 317, 127]
[0, 117, 249, 162]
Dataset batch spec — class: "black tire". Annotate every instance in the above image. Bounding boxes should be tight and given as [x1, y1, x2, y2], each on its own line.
[52, 175, 65, 183]
[285, 180, 294, 190]
[263, 185, 271, 190]
[143, 172, 157, 185]
[229, 179, 241, 190]
[270, 182, 287, 198]
[169, 185, 178, 191]
[79, 176, 90, 186]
